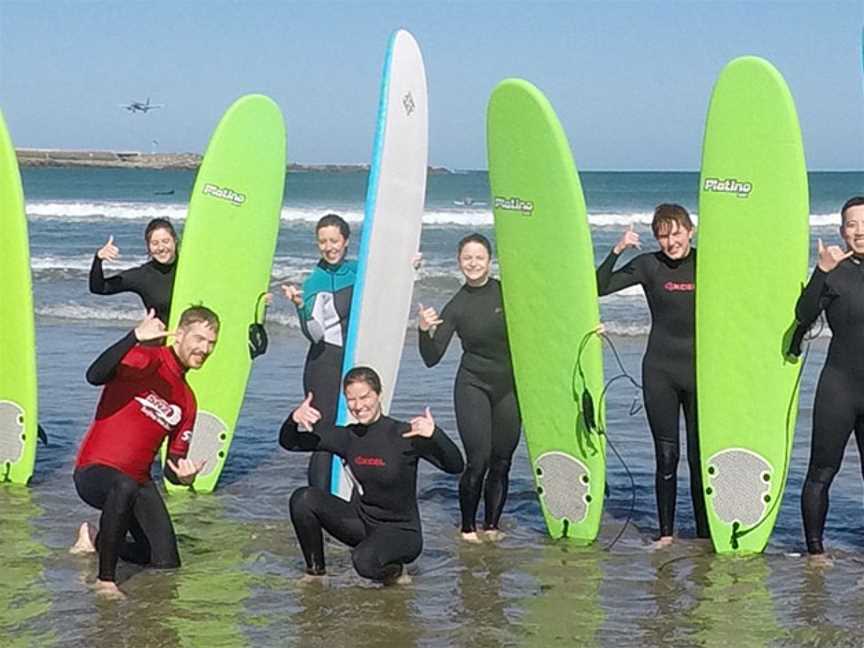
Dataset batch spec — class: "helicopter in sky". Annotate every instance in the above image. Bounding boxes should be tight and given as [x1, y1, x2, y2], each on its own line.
[120, 98, 164, 113]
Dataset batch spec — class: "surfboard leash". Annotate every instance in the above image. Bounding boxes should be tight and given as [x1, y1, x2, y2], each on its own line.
[573, 327, 642, 550]
[728, 315, 823, 549]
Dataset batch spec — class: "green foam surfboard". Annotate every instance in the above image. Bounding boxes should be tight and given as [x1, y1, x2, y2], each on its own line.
[0, 109, 38, 485]
[697, 57, 809, 553]
[166, 95, 286, 493]
[488, 79, 606, 542]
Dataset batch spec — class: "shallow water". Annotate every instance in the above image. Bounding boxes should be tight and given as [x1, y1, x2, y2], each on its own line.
[5, 321, 864, 647]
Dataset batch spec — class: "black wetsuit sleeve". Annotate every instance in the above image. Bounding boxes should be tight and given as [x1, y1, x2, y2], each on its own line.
[795, 267, 832, 327]
[789, 268, 833, 357]
[412, 427, 465, 474]
[596, 250, 644, 296]
[279, 414, 349, 456]
[89, 254, 133, 296]
[418, 298, 458, 367]
[85, 330, 138, 385]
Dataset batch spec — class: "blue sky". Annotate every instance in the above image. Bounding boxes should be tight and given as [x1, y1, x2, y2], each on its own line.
[0, 1, 861, 170]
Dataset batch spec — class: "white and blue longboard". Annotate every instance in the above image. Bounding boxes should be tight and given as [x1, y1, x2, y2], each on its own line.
[331, 30, 429, 499]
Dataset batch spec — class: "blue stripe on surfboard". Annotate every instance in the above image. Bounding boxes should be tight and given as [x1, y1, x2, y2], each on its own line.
[331, 30, 397, 495]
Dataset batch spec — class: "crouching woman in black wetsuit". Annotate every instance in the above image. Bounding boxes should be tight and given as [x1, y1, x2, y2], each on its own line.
[793, 197, 864, 561]
[596, 204, 709, 548]
[280, 366, 464, 584]
[90, 218, 178, 324]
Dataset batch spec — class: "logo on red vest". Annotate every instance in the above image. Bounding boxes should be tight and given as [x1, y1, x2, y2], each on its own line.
[664, 281, 694, 292]
[354, 456, 386, 467]
[134, 392, 182, 430]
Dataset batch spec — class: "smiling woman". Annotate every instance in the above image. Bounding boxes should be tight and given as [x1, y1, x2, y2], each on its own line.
[279, 365, 464, 584]
[88, 217, 179, 324]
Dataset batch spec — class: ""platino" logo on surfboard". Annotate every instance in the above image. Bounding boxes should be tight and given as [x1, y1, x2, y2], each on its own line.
[703, 178, 752, 198]
[494, 196, 534, 215]
[203, 183, 246, 206]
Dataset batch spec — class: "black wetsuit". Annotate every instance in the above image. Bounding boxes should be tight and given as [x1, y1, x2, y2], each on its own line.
[294, 259, 357, 490]
[596, 249, 709, 538]
[418, 278, 521, 533]
[89, 255, 176, 324]
[280, 414, 464, 580]
[794, 259, 864, 553]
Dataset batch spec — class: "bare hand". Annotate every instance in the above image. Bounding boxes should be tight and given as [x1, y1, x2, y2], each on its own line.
[166, 457, 206, 485]
[404, 407, 435, 438]
[817, 238, 853, 273]
[134, 309, 173, 342]
[417, 303, 443, 333]
[292, 392, 322, 429]
[411, 253, 423, 271]
[281, 284, 304, 306]
[613, 224, 641, 255]
[97, 235, 120, 262]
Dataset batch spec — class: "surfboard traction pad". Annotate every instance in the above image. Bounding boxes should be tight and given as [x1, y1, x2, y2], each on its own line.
[705, 448, 773, 526]
[535, 451, 591, 526]
[186, 411, 227, 479]
[0, 400, 26, 468]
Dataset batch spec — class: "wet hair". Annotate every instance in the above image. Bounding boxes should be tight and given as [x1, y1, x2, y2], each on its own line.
[840, 197, 864, 225]
[178, 305, 220, 332]
[144, 217, 178, 247]
[651, 203, 694, 237]
[457, 232, 493, 257]
[343, 366, 382, 394]
[316, 213, 350, 240]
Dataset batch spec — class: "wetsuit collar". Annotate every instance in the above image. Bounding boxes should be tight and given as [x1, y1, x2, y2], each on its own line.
[658, 248, 695, 269]
[150, 258, 176, 274]
[318, 258, 348, 273]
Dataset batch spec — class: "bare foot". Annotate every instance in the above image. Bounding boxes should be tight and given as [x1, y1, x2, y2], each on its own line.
[807, 553, 834, 569]
[299, 571, 328, 584]
[650, 536, 674, 551]
[384, 564, 412, 586]
[483, 529, 506, 543]
[69, 522, 96, 555]
[93, 580, 126, 600]
[461, 531, 483, 544]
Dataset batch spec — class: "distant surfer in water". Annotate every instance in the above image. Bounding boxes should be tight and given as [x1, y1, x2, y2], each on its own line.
[89, 217, 178, 324]
[280, 366, 464, 584]
[69, 306, 218, 598]
[281, 214, 357, 491]
[791, 196, 864, 564]
[596, 204, 709, 548]
[416, 233, 520, 543]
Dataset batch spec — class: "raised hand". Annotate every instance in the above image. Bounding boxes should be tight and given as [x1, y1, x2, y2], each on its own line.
[281, 284, 304, 306]
[613, 224, 641, 255]
[417, 303, 443, 333]
[404, 407, 435, 438]
[166, 457, 206, 485]
[411, 253, 424, 271]
[97, 235, 120, 262]
[134, 309, 173, 342]
[817, 238, 853, 273]
[292, 392, 322, 429]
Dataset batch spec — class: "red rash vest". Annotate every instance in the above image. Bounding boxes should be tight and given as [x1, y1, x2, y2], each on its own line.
[77, 343, 196, 483]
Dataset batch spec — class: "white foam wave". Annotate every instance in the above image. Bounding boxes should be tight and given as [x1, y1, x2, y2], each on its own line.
[25, 199, 845, 229]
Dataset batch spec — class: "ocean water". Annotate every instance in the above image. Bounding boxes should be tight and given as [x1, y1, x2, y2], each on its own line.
[6, 167, 864, 646]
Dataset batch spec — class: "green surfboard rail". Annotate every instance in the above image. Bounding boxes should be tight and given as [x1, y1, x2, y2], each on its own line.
[166, 95, 286, 493]
[488, 79, 606, 542]
[696, 57, 809, 553]
[0, 109, 38, 485]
